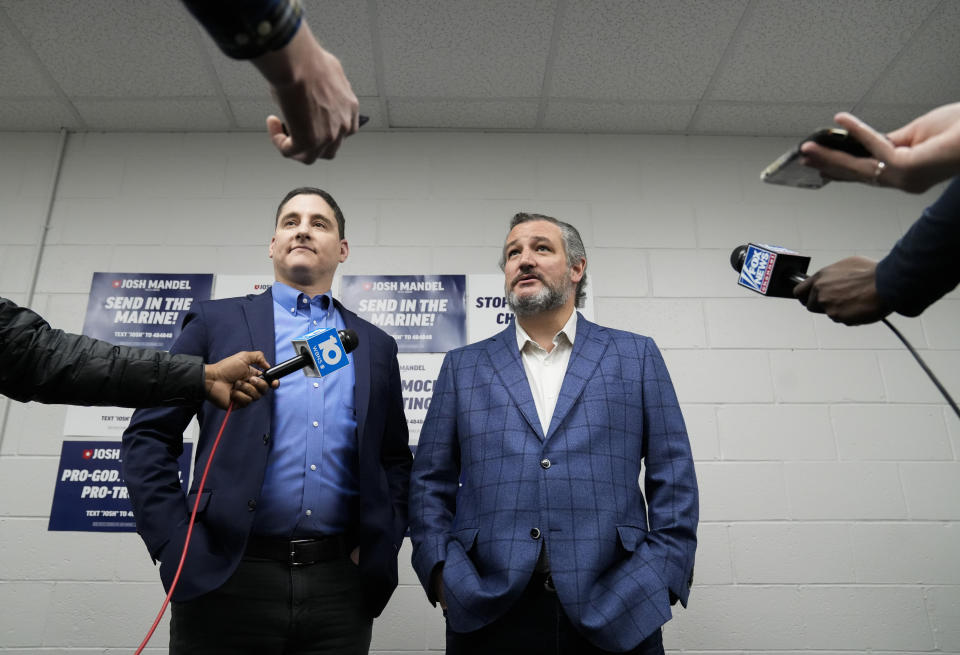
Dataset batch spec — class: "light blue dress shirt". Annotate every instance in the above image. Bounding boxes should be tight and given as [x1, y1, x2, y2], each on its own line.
[252, 282, 359, 537]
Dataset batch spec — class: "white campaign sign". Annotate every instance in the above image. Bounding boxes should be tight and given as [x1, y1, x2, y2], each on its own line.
[398, 353, 444, 445]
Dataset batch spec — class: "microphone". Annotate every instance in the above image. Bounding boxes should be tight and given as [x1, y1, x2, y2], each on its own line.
[261, 328, 359, 383]
[730, 244, 811, 298]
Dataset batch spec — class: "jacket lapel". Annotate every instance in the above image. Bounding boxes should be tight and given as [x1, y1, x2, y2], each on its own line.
[240, 288, 277, 430]
[487, 322, 544, 440]
[337, 302, 370, 446]
[242, 288, 276, 366]
[545, 314, 608, 441]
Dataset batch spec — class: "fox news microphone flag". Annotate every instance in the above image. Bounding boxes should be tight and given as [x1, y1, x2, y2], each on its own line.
[731, 244, 811, 298]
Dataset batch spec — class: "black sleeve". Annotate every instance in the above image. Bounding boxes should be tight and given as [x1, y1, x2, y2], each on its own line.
[0, 297, 204, 407]
[180, 0, 303, 59]
[875, 177, 960, 317]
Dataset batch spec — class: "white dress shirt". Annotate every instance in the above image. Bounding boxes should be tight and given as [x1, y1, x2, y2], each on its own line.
[515, 310, 577, 435]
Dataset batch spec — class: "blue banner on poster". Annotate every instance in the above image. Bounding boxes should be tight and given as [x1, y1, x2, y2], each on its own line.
[48, 440, 192, 532]
[341, 275, 466, 353]
[81, 272, 213, 350]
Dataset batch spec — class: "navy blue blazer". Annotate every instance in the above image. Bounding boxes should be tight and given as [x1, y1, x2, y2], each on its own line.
[409, 315, 698, 651]
[121, 289, 411, 617]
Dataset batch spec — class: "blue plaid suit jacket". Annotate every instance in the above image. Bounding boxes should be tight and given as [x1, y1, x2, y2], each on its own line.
[409, 315, 698, 651]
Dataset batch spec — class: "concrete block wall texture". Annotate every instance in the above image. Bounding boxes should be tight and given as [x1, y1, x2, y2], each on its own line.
[0, 130, 957, 653]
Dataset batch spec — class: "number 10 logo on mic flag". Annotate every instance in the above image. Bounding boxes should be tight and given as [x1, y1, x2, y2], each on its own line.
[295, 328, 350, 378]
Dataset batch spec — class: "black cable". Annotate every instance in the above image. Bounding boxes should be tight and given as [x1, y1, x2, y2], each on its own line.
[882, 318, 960, 420]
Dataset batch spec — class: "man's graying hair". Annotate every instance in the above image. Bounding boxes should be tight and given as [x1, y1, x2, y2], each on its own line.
[499, 212, 588, 308]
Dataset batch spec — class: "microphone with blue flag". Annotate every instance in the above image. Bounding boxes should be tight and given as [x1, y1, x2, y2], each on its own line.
[731, 243, 811, 298]
[261, 328, 358, 383]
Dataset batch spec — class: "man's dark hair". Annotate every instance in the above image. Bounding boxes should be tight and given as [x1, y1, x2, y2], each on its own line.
[274, 187, 345, 239]
[499, 212, 588, 309]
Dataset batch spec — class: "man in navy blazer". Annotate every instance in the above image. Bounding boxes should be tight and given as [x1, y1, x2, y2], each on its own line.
[410, 213, 698, 654]
[122, 188, 411, 654]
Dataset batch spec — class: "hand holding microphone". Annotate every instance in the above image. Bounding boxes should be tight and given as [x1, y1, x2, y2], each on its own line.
[204, 351, 278, 410]
[730, 243, 891, 326]
[731, 241, 957, 416]
[793, 257, 891, 326]
[729, 242, 956, 414]
[205, 328, 359, 410]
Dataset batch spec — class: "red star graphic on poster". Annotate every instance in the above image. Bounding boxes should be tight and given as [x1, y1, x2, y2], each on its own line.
[363, 282, 372, 291]
[82, 449, 94, 459]
[112, 280, 121, 288]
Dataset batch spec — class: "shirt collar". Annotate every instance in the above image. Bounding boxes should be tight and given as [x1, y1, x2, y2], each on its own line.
[515, 309, 578, 352]
[272, 281, 333, 316]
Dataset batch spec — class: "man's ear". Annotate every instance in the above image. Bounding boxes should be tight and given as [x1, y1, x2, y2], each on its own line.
[570, 257, 586, 283]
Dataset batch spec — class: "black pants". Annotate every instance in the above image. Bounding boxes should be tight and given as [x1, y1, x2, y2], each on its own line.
[169, 555, 372, 655]
[445, 573, 665, 655]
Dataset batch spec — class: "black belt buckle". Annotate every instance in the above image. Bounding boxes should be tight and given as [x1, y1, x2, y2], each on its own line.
[289, 538, 315, 566]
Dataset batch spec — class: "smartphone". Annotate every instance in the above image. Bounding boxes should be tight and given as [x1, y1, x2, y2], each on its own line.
[761, 128, 870, 189]
[281, 114, 369, 136]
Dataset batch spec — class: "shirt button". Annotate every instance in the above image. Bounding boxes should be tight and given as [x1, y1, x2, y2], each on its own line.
[530, 528, 541, 539]
[540, 458, 551, 469]
[312, 421, 319, 427]
[313, 382, 319, 388]
[247, 499, 256, 511]
[305, 509, 312, 516]
[310, 464, 317, 471]
[290, 307, 295, 313]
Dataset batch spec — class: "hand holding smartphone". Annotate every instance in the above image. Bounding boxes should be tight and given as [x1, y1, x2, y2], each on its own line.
[762, 128, 870, 189]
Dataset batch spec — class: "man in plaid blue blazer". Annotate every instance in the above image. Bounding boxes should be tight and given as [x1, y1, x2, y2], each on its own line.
[409, 213, 699, 654]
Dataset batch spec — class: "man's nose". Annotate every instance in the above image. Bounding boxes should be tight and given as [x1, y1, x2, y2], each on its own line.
[517, 248, 536, 268]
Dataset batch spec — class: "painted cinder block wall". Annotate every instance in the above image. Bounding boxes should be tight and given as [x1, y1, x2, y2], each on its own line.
[0, 130, 958, 654]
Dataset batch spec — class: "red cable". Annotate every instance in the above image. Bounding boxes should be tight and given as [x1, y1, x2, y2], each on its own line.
[134, 401, 234, 655]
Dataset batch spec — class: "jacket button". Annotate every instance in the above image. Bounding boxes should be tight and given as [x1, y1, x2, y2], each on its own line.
[540, 458, 551, 469]
[262, 433, 270, 445]
[247, 499, 257, 511]
[530, 528, 541, 539]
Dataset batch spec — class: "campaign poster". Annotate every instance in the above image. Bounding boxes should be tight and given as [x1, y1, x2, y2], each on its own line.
[397, 353, 444, 444]
[63, 272, 211, 439]
[81, 272, 213, 350]
[340, 275, 466, 353]
[466, 274, 596, 343]
[213, 274, 273, 300]
[63, 406, 199, 441]
[48, 440, 192, 532]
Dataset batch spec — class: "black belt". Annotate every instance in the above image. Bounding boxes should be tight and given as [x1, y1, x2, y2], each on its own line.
[245, 534, 353, 566]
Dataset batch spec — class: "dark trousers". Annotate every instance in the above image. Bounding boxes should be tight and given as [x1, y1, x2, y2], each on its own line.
[445, 573, 665, 655]
[169, 555, 372, 655]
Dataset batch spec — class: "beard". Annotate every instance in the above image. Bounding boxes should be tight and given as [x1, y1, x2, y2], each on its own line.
[506, 271, 573, 317]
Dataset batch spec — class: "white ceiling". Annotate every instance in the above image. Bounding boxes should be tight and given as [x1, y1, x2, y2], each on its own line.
[1, 0, 957, 136]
